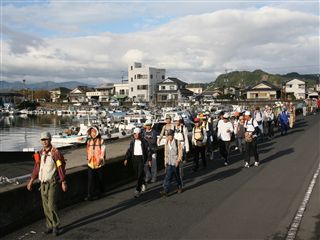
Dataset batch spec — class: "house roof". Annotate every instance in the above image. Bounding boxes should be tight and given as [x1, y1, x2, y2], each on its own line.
[156, 88, 193, 96]
[0, 90, 23, 97]
[70, 86, 94, 94]
[285, 78, 306, 84]
[186, 83, 206, 89]
[50, 87, 71, 92]
[95, 83, 114, 89]
[247, 81, 280, 91]
[159, 77, 187, 86]
[111, 95, 128, 100]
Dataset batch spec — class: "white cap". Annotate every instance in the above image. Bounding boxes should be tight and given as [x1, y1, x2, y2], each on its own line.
[223, 113, 230, 118]
[244, 111, 251, 116]
[133, 127, 141, 134]
[174, 115, 182, 121]
[40, 131, 51, 140]
[144, 120, 152, 126]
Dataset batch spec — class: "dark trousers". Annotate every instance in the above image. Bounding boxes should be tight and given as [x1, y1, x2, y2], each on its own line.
[280, 122, 288, 135]
[267, 121, 274, 137]
[219, 140, 231, 162]
[193, 145, 206, 169]
[163, 165, 182, 193]
[88, 167, 104, 198]
[245, 138, 259, 164]
[132, 156, 145, 192]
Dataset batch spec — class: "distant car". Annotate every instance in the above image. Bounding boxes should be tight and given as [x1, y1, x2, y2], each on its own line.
[110, 101, 120, 107]
[132, 101, 147, 107]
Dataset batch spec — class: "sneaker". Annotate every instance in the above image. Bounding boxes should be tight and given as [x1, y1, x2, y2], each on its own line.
[141, 184, 147, 192]
[160, 191, 168, 197]
[224, 161, 228, 166]
[151, 178, 157, 183]
[52, 227, 59, 236]
[244, 162, 250, 168]
[84, 196, 94, 201]
[254, 162, 259, 167]
[134, 190, 140, 198]
[235, 147, 239, 150]
[176, 187, 183, 194]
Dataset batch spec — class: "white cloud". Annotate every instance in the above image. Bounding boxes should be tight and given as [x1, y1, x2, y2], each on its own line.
[2, 6, 319, 85]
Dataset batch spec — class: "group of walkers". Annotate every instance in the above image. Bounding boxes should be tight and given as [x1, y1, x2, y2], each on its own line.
[26, 100, 318, 236]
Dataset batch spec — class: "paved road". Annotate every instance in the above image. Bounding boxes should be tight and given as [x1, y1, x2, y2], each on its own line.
[3, 114, 320, 240]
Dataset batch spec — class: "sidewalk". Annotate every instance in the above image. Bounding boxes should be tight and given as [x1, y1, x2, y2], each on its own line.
[62, 137, 131, 169]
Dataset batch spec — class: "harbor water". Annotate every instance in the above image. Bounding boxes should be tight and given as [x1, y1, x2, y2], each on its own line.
[0, 114, 83, 151]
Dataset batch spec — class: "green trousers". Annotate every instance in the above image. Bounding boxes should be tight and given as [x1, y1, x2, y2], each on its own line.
[40, 179, 60, 228]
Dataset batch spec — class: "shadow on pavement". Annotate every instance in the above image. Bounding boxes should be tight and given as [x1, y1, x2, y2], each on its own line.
[260, 148, 294, 165]
[183, 166, 243, 192]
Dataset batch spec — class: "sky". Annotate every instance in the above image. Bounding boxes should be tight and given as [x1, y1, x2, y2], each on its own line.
[1, 0, 319, 85]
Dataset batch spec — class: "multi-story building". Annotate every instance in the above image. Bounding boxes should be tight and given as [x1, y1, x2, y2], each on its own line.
[49, 87, 71, 103]
[186, 83, 205, 94]
[246, 81, 280, 99]
[86, 83, 114, 103]
[128, 62, 165, 102]
[69, 86, 93, 103]
[285, 79, 306, 100]
[114, 81, 129, 96]
[156, 77, 193, 106]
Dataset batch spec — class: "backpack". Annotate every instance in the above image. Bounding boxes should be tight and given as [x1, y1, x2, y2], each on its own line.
[193, 126, 204, 141]
[173, 125, 185, 142]
[34, 147, 66, 175]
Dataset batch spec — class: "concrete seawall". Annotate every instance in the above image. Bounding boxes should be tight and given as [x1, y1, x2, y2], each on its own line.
[0, 146, 164, 237]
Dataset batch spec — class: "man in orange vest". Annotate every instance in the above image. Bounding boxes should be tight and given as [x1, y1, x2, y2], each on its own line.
[27, 132, 67, 236]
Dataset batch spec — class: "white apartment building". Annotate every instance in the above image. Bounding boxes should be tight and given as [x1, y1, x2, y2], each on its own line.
[128, 62, 166, 102]
[285, 79, 306, 100]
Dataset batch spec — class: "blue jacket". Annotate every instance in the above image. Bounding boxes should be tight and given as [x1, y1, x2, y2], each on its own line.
[279, 111, 290, 124]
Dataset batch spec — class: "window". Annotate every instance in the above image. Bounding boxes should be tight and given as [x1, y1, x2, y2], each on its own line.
[170, 85, 175, 90]
[131, 66, 133, 70]
[150, 74, 153, 79]
[162, 75, 165, 80]
[137, 85, 148, 90]
[287, 84, 292, 88]
[120, 89, 125, 95]
[131, 77, 133, 82]
[298, 84, 305, 89]
[137, 74, 148, 79]
[134, 75, 136, 79]
[255, 93, 258, 98]
[161, 86, 166, 90]
[161, 95, 167, 101]
[131, 87, 133, 92]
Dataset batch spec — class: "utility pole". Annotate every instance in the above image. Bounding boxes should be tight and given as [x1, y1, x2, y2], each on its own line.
[22, 79, 26, 101]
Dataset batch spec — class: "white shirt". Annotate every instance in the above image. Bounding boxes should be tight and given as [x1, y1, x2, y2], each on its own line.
[174, 124, 190, 152]
[133, 140, 143, 156]
[254, 111, 263, 122]
[217, 121, 234, 141]
[245, 118, 259, 132]
[39, 152, 56, 182]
